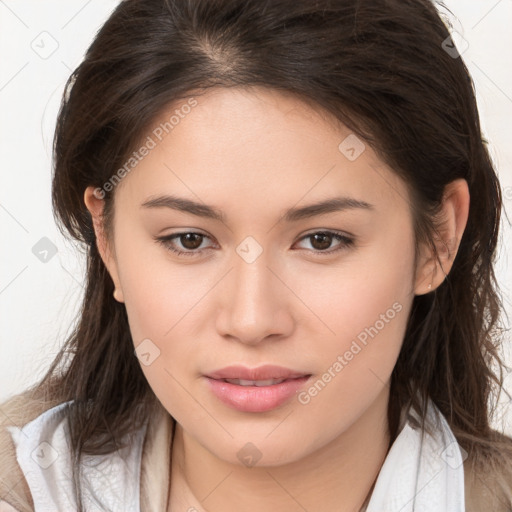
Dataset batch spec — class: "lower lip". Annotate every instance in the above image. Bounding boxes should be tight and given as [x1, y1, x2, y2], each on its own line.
[205, 376, 311, 412]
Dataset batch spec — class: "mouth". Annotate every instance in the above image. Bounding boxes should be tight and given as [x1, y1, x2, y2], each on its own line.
[204, 366, 312, 412]
[219, 377, 295, 386]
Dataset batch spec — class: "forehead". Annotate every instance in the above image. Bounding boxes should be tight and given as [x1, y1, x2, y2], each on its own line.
[114, 86, 411, 219]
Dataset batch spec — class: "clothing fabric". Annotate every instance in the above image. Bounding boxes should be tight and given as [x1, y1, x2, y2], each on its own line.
[4, 397, 466, 512]
[364, 397, 466, 511]
[6, 402, 147, 512]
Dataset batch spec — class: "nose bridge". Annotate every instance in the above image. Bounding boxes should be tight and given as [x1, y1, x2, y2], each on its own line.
[231, 249, 276, 321]
[216, 244, 291, 344]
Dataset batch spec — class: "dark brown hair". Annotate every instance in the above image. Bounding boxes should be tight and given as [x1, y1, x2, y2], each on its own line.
[11, 0, 512, 509]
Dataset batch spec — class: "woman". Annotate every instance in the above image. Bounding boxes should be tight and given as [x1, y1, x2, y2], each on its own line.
[1, 0, 511, 510]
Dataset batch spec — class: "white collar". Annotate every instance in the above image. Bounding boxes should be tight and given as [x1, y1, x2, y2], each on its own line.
[365, 397, 466, 511]
[8, 401, 146, 512]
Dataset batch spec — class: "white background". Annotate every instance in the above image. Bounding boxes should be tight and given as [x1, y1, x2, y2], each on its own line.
[1, 0, 511, 434]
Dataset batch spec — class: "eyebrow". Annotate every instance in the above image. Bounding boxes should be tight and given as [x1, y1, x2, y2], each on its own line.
[140, 194, 374, 222]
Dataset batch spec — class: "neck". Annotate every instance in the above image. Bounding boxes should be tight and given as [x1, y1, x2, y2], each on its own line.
[169, 386, 392, 512]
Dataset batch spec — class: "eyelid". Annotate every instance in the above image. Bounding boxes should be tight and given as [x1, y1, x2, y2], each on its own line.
[298, 228, 355, 241]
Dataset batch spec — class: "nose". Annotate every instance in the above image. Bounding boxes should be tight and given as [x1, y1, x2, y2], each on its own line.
[215, 250, 294, 346]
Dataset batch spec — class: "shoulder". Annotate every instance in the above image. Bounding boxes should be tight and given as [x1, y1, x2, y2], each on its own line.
[463, 430, 512, 512]
[0, 391, 63, 512]
[1, 392, 150, 512]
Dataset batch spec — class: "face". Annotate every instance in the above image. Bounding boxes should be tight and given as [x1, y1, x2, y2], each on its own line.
[88, 86, 427, 467]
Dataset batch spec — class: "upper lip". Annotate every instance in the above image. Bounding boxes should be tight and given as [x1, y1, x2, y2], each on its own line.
[206, 365, 310, 381]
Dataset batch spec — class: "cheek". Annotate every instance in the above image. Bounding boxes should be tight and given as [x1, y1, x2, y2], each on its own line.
[116, 232, 205, 345]
[293, 221, 416, 398]
[295, 222, 415, 351]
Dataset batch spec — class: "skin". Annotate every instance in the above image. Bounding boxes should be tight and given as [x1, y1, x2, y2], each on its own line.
[84, 86, 469, 512]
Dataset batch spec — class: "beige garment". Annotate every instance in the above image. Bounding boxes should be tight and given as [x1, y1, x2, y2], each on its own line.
[139, 401, 175, 512]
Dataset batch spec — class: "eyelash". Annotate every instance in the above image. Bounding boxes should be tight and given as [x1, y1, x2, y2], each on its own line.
[154, 230, 355, 258]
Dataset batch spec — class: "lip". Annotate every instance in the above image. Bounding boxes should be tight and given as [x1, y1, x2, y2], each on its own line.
[205, 364, 309, 381]
[204, 365, 312, 412]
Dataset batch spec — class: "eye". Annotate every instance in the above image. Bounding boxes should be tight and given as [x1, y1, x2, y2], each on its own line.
[155, 231, 215, 257]
[293, 231, 354, 255]
[155, 229, 355, 258]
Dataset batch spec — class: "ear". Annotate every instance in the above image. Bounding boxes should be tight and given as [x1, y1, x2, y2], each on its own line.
[84, 186, 125, 302]
[414, 178, 470, 295]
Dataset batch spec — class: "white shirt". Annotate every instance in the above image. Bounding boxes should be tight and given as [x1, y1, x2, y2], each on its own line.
[5, 397, 466, 511]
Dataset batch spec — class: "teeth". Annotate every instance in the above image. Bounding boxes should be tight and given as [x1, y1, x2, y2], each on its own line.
[224, 378, 287, 386]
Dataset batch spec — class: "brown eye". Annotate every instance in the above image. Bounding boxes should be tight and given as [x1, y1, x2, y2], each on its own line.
[179, 233, 204, 250]
[309, 232, 334, 251]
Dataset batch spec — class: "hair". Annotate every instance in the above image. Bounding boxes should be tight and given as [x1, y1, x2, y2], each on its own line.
[6, 0, 512, 509]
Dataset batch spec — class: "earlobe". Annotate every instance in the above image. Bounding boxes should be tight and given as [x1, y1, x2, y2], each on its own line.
[414, 179, 470, 296]
[83, 186, 125, 303]
[414, 256, 437, 296]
